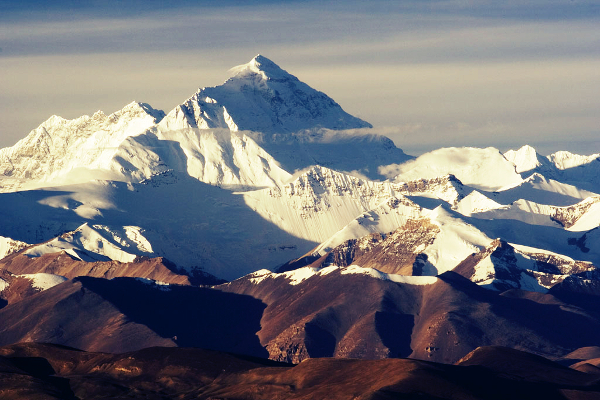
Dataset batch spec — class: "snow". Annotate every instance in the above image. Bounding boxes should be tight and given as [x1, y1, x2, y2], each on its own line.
[504, 145, 544, 174]
[465, 240, 597, 293]
[494, 173, 597, 205]
[243, 166, 418, 245]
[388, 147, 523, 191]
[245, 265, 438, 286]
[284, 267, 322, 285]
[549, 150, 600, 170]
[23, 223, 150, 263]
[468, 199, 559, 228]
[455, 191, 503, 216]
[0, 278, 8, 291]
[18, 273, 68, 291]
[0, 236, 29, 260]
[159, 55, 371, 135]
[154, 128, 292, 189]
[248, 269, 278, 285]
[340, 265, 438, 285]
[568, 200, 600, 231]
[470, 255, 496, 285]
[133, 277, 171, 291]
[0, 102, 164, 192]
[246, 128, 412, 181]
[249, 267, 331, 286]
[422, 206, 493, 274]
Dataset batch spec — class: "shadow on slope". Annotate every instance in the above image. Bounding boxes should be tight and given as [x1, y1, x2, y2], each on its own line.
[0, 277, 268, 357]
[0, 170, 320, 280]
[76, 276, 268, 357]
[440, 204, 600, 266]
[424, 272, 600, 360]
[250, 129, 413, 181]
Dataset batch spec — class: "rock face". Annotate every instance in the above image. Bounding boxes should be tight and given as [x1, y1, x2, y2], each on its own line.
[0, 252, 195, 286]
[453, 239, 599, 292]
[0, 277, 267, 355]
[283, 218, 440, 276]
[1, 252, 600, 367]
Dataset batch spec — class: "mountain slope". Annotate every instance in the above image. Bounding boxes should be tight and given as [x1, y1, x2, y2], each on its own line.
[388, 147, 523, 191]
[0, 277, 267, 356]
[504, 145, 600, 193]
[217, 266, 600, 364]
[0, 173, 319, 280]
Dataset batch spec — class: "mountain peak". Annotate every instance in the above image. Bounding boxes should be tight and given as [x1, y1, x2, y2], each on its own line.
[503, 145, 543, 174]
[228, 54, 293, 81]
[111, 101, 165, 123]
[161, 55, 372, 134]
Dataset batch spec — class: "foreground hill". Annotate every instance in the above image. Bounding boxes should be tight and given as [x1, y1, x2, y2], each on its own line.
[0, 342, 599, 400]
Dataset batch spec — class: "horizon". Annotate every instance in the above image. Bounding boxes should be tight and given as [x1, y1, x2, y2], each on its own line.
[1, 0, 599, 156]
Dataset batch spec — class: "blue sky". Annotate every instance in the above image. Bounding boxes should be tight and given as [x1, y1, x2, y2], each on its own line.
[1, 0, 599, 155]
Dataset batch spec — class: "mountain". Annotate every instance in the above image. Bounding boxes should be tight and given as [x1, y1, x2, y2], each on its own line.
[504, 144, 555, 174]
[155, 54, 410, 180]
[503, 145, 600, 193]
[158, 55, 372, 133]
[385, 147, 524, 191]
[0, 102, 165, 192]
[0, 174, 320, 280]
[453, 239, 599, 292]
[0, 276, 268, 355]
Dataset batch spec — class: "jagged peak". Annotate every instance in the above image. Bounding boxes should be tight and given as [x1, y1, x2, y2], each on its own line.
[109, 101, 165, 122]
[37, 102, 164, 131]
[42, 114, 68, 126]
[503, 144, 545, 174]
[522, 172, 547, 183]
[289, 165, 359, 184]
[513, 144, 539, 154]
[548, 150, 600, 170]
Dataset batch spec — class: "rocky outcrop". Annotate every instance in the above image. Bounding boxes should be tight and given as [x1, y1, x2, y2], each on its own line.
[0, 252, 194, 285]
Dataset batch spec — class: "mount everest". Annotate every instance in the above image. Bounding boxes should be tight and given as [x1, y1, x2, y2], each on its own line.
[1, 55, 600, 370]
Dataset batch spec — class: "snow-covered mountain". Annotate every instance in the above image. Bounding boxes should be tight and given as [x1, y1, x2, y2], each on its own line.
[384, 147, 523, 191]
[0, 54, 599, 286]
[0, 102, 164, 192]
[0, 55, 409, 192]
[503, 145, 600, 193]
[158, 55, 372, 134]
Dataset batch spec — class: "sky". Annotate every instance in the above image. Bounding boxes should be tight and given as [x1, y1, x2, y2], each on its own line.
[1, 0, 599, 156]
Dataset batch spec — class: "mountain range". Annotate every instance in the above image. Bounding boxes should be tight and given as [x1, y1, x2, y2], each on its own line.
[1, 55, 600, 398]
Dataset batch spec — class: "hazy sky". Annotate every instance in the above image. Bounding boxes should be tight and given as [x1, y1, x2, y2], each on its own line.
[1, 0, 599, 156]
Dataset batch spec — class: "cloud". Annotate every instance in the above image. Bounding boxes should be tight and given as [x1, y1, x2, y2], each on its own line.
[377, 163, 404, 180]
